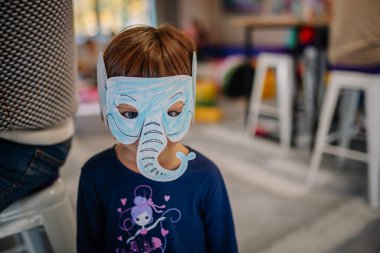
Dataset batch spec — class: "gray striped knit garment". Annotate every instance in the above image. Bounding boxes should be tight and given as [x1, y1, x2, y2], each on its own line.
[0, 0, 77, 130]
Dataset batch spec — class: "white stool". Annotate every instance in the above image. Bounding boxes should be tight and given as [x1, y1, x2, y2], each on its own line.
[308, 70, 380, 209]
[246, 52, 295, 148]
[0, 178, 76, 253]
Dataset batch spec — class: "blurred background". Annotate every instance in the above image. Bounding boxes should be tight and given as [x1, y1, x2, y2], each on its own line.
[2, 0, 380, 252]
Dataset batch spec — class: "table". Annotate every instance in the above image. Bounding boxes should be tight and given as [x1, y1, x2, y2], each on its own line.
[232, 15, 328, 55]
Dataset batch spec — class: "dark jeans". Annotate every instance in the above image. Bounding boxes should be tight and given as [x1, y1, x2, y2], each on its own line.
[0, 138, 72, 212]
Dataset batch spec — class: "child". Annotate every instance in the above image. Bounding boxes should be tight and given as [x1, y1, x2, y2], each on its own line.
[77, 24, 238, 253]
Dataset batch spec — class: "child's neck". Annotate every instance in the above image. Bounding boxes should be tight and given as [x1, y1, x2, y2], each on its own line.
[115, 142, 189, 174]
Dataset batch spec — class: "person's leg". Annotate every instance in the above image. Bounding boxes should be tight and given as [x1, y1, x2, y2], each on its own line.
[0, 138, 72, 212]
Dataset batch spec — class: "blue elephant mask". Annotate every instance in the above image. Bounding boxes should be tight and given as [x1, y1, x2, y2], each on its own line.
[97, 52, 197, 182]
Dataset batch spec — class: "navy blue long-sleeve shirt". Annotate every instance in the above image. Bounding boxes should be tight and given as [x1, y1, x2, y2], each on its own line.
[77, 146, 238, 253]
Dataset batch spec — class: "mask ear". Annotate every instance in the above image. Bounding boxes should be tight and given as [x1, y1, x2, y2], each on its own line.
[192, 51, 197, 124]
[97, 52, 108, 126]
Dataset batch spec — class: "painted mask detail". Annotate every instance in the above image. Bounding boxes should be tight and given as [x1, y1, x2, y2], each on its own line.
[97, 52, 197, 182]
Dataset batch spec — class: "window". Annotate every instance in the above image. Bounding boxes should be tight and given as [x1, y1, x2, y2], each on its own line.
[74, 0, 157, 38]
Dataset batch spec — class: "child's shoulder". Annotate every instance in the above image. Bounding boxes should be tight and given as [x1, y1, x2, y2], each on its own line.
[81, 146, 115, 174]
[188, 147, 223, 180]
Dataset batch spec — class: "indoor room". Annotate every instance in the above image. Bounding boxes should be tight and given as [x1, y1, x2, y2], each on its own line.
[1, 0, 380, 252]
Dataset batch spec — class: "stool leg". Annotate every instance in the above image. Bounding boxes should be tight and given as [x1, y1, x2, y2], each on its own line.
[42, 196, 76, 253]
[303, 47, 318, 136]
[338, 90, 359, 160]
[246, 57, 267, 136]
[277, 59, 293, 148]
[307, 81, 341, 187]
[365, 84, 380, 209]
[21, 231, 39, 253]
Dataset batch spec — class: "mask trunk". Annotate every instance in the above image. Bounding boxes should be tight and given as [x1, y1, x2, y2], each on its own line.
[136, 114, 169, 180]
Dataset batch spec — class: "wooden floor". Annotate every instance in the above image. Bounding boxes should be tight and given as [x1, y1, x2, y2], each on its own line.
[61, 98, 380, 253]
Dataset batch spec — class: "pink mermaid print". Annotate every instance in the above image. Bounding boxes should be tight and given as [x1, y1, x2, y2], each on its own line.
[116, 185, 181, 253]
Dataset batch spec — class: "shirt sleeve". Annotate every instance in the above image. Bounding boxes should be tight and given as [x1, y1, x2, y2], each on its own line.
[201, 169, 238, 253]
[77, 166, 106, 253]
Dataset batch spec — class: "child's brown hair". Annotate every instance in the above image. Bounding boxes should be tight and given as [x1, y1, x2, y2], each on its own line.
[103, 24, 196, 78]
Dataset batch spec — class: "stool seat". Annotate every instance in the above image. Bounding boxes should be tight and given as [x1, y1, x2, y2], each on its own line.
[0, 178, 76, 253]
[329, 64, 380, 74]
[0, 179, 66, 222]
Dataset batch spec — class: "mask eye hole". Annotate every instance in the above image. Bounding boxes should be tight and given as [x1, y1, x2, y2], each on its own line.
[118, 104, 139, 119]
[167, 101, 184, 117]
